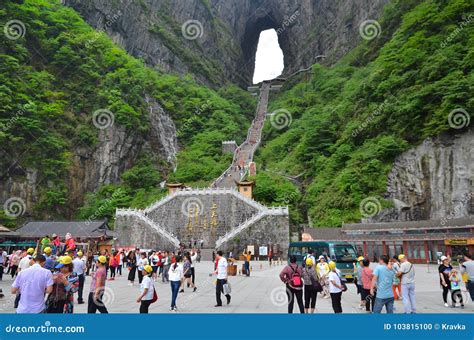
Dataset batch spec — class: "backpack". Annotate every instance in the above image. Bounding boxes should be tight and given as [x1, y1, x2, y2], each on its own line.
[290, 265, 302, 287]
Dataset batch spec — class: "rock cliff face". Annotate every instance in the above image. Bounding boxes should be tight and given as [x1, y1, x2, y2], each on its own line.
[64, 0, 389, 86]
[0, 97, 177, 218]
[369, 129, 473, 222]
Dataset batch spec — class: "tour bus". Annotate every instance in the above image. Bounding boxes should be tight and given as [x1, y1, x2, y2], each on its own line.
[288, 241, 358, 281]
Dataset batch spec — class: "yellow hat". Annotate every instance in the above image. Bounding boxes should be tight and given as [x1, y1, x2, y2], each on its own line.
[44, 247, 52, 254]
[144, 265, 153, 273]
[398, 254, 406, 260]
[27, 248, 35, 255]
[77, 251, 83, 256]
[98, 255, 107, 264]
[61, 256, 73, 265]
[328, 261, 337, 270]
[357, 256, 364, 262]
[305, 258, 313, 266]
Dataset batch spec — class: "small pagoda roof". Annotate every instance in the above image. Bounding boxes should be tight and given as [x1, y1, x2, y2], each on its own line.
[166, 183, 184, 188]
[236, 180, 255, 186]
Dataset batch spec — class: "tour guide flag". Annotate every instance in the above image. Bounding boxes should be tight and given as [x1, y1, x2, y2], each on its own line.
[0, 314, 472, 340]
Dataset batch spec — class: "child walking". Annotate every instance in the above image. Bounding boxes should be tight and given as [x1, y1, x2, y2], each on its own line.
[449, 269, 464, 309]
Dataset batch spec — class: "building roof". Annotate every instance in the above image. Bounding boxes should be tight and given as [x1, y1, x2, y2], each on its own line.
[15, 220, 112, 238]
[303, 227, 344, 241]
[0, 225, 19, 236]
[343, 217, 474, 231]
[304, 217, 474, 242]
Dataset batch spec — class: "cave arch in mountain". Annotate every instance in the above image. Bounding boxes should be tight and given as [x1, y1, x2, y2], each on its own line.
[239, 13, 293, 85]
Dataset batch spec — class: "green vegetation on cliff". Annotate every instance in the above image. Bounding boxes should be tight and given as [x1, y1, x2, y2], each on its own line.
[256, 0, 473, 227]
[0, 0, 254, 226]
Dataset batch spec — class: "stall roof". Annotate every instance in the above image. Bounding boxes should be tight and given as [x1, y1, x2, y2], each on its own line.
[15, 220, 112, 238]
[0, 225, 19, 237]
[303, 228, 344, 241]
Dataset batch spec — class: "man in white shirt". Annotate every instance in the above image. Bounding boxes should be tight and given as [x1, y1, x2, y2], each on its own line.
[17, 248, 35, 273]
[11, 255, 53, 313]
[73, 251, 87, 304]
[214, 250, 231, 307]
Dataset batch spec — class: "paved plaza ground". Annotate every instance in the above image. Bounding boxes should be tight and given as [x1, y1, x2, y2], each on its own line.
[0, 262, 472, 314]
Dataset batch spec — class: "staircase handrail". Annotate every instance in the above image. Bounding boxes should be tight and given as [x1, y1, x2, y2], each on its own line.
[116, 208, 179, 247]
[215, 204, 289, 248]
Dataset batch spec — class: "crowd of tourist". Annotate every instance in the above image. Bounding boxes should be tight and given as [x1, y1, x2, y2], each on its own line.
[1, 235, 473, 314]
[0, 234, 232, 314]
[278, 252, 474, 314]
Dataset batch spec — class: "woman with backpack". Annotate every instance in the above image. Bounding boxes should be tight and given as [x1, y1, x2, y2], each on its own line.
[136, 265, 156, 313]
[279, 256, 304, 313]
[302, 257, 321, 313]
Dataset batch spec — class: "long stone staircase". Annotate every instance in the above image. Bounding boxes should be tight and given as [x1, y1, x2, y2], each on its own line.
[115, 81, 289, 257]
[212, 81, 270, 188]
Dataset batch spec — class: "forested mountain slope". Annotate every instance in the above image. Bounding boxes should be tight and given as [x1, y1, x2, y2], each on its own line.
[255, 0, 473, 227]
[0, 0, 254, 226]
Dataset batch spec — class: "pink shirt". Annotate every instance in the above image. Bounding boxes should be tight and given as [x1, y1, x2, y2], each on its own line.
[90, 267, 106, 292]
[361, 267, 374, 290]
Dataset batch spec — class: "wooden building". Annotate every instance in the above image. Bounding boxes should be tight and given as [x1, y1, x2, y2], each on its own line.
[304, 217, 474, 263]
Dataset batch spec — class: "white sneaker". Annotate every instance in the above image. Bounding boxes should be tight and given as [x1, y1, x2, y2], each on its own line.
[444, 303, 449, 307]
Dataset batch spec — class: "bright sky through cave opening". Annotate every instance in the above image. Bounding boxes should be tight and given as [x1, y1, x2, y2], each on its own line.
[253, 29, 284, 84]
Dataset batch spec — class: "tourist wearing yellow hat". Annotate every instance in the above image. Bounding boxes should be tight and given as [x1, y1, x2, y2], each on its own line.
[73, 251, 87, 304]
[396, 254, 416, 313]
[328, 261, 345, 313]
[88, 255, 108, 313]
[43, 247, 56, 272]
[136, 265, 156, 313]
[301, 257, 321, 313]
[354, 256, 365, 310]
[17, 248, 35, 273]
[45, 256, 79, 313]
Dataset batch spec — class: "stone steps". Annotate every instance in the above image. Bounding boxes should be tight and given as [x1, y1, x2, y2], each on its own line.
[199, 248, 214, 261]
[212, 82, 270, 188]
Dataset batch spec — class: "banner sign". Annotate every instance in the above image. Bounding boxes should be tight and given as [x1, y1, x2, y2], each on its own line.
[0, 314, 471, 340]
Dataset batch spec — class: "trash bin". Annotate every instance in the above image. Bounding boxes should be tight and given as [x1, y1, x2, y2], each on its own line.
[227, 264, 237, 276]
